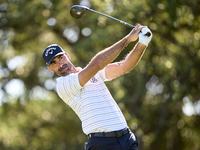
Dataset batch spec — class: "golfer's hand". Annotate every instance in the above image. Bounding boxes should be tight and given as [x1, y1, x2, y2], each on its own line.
[127, 24, 146, 42]
[138, 27, 153, 46]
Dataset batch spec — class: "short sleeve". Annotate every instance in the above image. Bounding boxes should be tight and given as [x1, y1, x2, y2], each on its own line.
[98, 67, 111, 82]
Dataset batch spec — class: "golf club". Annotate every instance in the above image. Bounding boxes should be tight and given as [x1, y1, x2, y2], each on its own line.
[70, 5, 151, 36]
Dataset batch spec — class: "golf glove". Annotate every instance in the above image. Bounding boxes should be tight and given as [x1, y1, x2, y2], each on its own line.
[138, 28, 153, 46]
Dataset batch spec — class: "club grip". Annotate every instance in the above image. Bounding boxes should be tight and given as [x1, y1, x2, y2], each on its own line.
[145, 32, 151, 36]
[141, 31, 151, 37]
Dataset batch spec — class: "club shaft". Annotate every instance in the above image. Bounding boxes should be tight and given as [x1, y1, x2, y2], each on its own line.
[87, 8, 135, 28]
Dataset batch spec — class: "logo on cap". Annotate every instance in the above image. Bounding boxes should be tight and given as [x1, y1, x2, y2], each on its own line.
[42, 44, 65, 66]
[45, 47, 57, 56]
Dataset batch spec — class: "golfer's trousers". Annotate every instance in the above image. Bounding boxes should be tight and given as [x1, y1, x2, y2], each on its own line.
[85, 131, 138, 150]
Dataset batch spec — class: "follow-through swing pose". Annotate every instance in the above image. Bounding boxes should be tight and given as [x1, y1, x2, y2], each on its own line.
[42, 24, 152, 150]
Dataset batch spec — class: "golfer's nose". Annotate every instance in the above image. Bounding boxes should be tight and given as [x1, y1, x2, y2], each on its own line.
[58, 60, 64, 67]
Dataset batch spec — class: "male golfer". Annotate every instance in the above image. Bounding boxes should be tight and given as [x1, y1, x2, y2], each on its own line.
[42, 24, 152, 150]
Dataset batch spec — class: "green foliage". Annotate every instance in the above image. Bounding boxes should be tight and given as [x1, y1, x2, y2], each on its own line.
[0, 0, 200, 149]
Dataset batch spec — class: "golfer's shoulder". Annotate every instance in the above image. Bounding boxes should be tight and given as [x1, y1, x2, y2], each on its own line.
[56, 73, 79, 85]
[56, 73, 82, 93]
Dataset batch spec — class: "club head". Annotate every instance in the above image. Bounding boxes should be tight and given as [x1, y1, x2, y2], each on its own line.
[70, 5, 89, 19]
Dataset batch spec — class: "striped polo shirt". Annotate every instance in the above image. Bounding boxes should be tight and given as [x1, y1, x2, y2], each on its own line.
[56, 68, 128, 135]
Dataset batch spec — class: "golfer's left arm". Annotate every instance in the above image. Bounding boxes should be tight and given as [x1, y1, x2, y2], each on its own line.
[105, 28, 153, 80]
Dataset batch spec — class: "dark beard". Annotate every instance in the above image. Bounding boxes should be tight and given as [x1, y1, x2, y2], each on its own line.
[58, 64, 71, 76]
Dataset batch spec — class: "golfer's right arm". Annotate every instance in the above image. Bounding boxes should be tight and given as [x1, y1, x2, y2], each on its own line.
[78, 24, 144, 86]
[105, 27, 153, 80]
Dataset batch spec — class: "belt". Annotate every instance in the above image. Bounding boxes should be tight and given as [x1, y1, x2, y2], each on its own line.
[87, 128, 130, 139]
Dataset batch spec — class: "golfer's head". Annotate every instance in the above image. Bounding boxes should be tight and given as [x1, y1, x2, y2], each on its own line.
[42, 44, 66, 66]
[43, 44, 75, 76]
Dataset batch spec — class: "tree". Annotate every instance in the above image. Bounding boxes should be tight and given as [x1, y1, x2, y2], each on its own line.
[0, 0, 200, 149]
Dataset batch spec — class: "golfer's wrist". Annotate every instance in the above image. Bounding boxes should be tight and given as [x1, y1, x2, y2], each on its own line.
[125, 35, 136, 44]
[137, 42, 148, 47]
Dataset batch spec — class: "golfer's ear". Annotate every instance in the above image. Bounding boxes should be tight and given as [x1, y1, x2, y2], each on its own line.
[48, 66, 54, 72]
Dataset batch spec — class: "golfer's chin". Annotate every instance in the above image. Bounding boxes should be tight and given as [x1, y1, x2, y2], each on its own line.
[58, 70, 71, 76]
